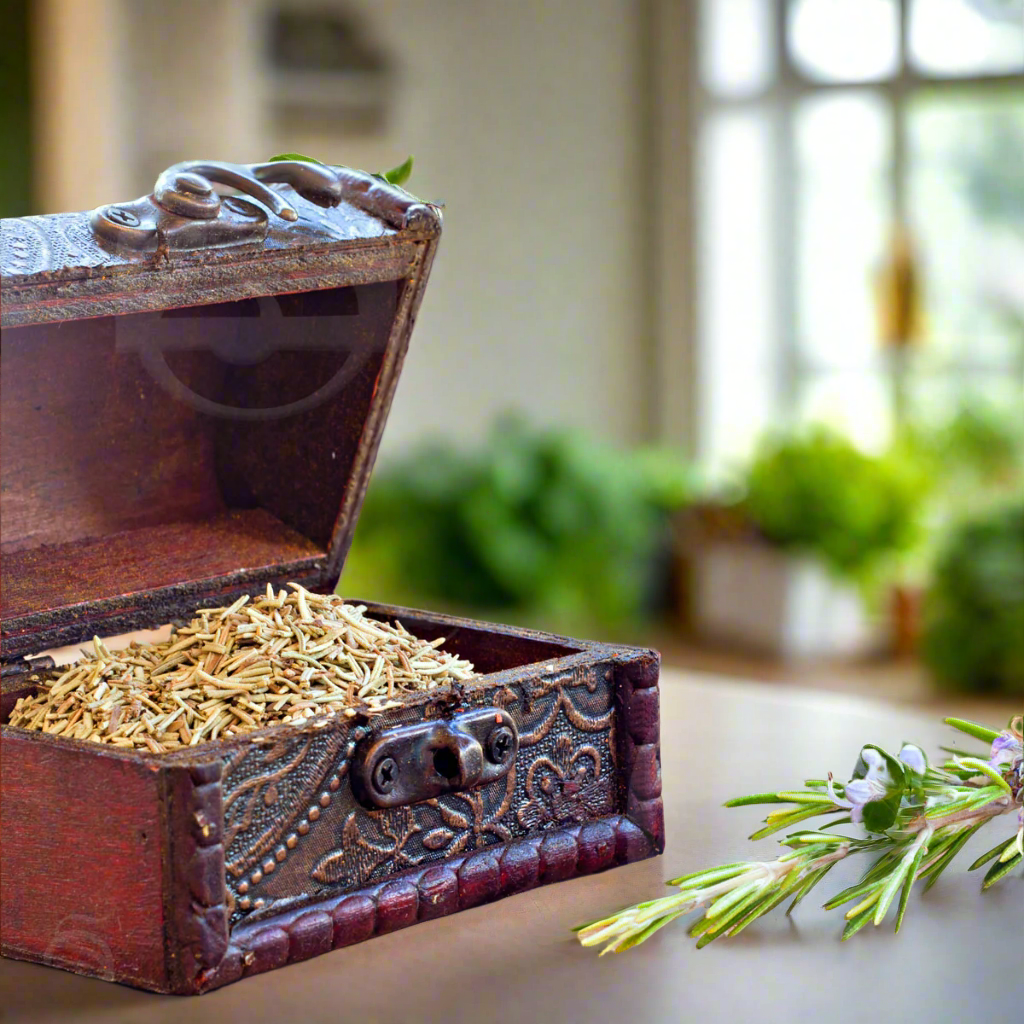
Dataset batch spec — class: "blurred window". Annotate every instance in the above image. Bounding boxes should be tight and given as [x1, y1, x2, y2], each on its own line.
[908, 0, 1024, 76]
[698, 112, 777, 464]
[789, 0, 901, 83]
[695, 0, 1024, 469]
[700, 0, 776, 97]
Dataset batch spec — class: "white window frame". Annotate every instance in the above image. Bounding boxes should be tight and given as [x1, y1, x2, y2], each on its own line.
[652, 0, 1024, 461]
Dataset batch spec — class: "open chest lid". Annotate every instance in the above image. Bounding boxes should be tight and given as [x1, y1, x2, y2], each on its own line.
[0, 159, 442, 662]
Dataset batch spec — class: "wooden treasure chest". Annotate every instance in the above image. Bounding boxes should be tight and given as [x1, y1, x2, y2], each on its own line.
[0, 159, 664, 994]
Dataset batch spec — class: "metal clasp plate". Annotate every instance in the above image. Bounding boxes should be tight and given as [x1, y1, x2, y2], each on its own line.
[352, 707, 519, 809]
[89, 159, 343, 253]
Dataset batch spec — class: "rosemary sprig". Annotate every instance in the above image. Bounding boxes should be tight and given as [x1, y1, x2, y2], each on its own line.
[576, 715, 1023, 954]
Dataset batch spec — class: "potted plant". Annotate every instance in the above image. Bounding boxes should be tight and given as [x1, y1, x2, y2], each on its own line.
[887, 400, 1024, 654]
[921, 498, 1024, 697]
[687, 427, 926, 659]
[342, 416, 694, 636]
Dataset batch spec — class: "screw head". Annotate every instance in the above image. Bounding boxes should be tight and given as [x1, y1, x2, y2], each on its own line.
[106, 206, 140, 227]
[485, 725, 515, 765]
[372, 756, 398, 794]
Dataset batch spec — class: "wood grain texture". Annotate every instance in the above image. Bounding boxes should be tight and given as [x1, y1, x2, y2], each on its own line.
[0, 316, 224, 554]
[0, 730, 169, 989]
[1, 227, 437, 659]
[0, 603, 663, 995]
[1, 510, 324, 620]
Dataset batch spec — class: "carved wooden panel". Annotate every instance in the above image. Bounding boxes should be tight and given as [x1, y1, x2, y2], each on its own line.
[220, 664, 617, 928]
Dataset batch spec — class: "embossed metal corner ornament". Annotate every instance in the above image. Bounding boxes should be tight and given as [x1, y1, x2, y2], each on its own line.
[89, 159, 440, 254]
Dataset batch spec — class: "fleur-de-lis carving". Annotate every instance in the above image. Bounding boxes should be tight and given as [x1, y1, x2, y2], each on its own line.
[517, 735, 612, 830]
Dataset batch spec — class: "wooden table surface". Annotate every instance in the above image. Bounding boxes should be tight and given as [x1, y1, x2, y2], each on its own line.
[3, 670, 1020, 1023]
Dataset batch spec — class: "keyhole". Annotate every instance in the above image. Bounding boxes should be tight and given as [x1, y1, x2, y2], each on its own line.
[433, 748, 460, 780]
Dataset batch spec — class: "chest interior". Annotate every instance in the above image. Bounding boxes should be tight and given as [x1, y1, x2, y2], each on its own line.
[1, 281, 403, 659]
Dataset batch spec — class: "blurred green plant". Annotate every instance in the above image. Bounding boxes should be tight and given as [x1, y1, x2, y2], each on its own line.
[344, 416, 694, 631]
[933, 400, 1024, 482]
[921, 499, 1024, 696]
[910, 398, 1024, 508]
[886, 399, 1024, 586]
[734, 427, 928, 588]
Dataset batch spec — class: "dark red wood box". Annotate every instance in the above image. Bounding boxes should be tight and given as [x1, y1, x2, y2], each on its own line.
[0, 160, 663, 994]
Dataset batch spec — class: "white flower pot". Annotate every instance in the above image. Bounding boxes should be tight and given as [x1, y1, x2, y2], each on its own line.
[691, 539, 882, 660]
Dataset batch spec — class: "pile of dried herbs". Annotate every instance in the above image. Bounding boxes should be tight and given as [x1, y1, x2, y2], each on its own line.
[7, 584, 475, 753]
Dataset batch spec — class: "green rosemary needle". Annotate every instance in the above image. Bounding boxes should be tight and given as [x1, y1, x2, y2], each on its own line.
[576, 715, 1023, 954]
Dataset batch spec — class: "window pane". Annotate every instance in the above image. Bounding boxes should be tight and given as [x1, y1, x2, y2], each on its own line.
[799, 372, 893, 451]
[909, 0, 1024, 77]
[698, 111, 776, 467]
[794, 92, 893, 369]
[700, 0, 774, 97]
[788, 0, 900, 82]
[907, 89, 1024, 368]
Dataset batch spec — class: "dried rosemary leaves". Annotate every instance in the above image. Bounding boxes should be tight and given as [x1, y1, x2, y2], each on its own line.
[7, 584, 475, 752]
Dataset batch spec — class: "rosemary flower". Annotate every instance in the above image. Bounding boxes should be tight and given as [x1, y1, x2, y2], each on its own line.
[576, 715, 1022, 954]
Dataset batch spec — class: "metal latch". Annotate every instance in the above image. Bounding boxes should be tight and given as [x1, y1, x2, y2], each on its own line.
[89, 158, 441, 254]
[352, 707, 519, 809]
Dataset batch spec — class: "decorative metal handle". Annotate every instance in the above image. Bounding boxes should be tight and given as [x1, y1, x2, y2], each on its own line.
[90, 159, 340, 252]
[89, 158, 440, 254]
[153, 160, 344, 221]
[351, 707, 519, 810]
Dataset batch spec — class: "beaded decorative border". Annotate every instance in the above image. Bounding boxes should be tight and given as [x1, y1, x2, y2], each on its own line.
[198, 814, 654, 993]
[167, 653, 663, 995]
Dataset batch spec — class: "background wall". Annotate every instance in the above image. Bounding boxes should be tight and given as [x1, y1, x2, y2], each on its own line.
[11, 0, 1022, 700]
[28, 0, 658, 457]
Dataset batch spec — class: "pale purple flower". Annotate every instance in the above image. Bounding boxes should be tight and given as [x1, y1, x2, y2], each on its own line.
[860, 747, 891, 783]
[827, 776, 888, 823]
[897, 744, 927, 775]
[827, 746, 925, 824]
[827, 749, 888, 823]
[988, 732, 1022, 770]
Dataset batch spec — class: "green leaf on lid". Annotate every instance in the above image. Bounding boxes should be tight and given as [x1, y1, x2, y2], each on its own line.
[381, 155, 414, 186]
[267, 152, 325, 165]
